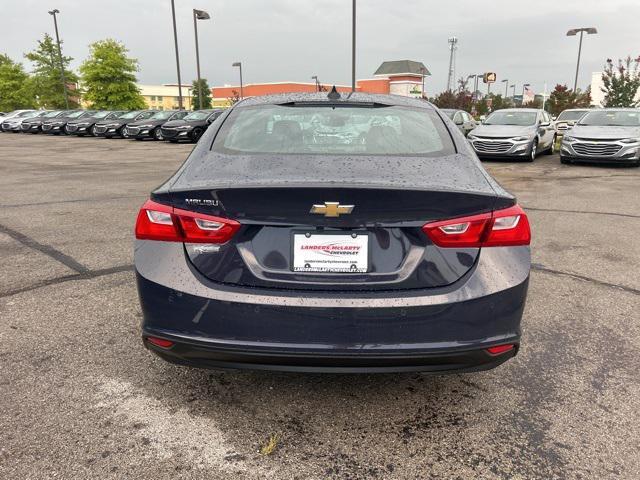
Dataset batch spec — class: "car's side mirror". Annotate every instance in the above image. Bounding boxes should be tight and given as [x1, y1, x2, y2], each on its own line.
[567, 121, 576, 126]
[540, 121, 551, 127]
[455, 118, 464, 125]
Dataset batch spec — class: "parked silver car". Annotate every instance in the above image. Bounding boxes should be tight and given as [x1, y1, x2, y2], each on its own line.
[554, 108, 590, 135]
[440, 108, 478, 136]
[560, 108, 640, 166]
[1, 110, 47, 132]
[468, 108, 556, 162]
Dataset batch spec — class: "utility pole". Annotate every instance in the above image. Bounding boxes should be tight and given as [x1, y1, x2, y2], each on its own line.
[446, 37, 458, 91]
[48, 9, 69, 109]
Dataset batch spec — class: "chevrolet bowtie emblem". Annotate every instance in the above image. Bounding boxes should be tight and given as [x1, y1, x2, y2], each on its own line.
[310, 202, 354, 218]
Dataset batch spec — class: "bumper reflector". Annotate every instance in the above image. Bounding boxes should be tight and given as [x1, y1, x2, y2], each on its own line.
[147, 337, 174, 349]
[486, 344, 515, 355]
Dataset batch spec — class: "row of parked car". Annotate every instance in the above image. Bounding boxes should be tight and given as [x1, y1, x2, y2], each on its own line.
[441, 107, 640, 166]
[0, 108, 224, 143]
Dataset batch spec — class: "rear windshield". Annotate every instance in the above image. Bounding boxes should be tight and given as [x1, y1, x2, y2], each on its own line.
[485, 111, 537, 126]
[557, 110, 588, 122]
[578, 110, 640, 126]
[212, 104, 455, 156]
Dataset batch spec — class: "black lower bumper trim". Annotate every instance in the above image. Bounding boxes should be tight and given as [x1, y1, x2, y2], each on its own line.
[142, 333, 519, 373]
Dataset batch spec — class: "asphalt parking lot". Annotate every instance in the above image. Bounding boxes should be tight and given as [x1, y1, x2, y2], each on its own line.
[1, 134, 639, 479]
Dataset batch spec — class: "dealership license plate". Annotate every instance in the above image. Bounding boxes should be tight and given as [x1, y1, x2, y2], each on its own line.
[292, 233, 368, 273]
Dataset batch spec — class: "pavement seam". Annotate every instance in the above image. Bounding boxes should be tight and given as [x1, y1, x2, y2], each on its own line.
[0, 194, 142, 209]
[531, 263, 640, 296]
[0, 222, 90, 274]
[0, 264, 134, 298]
[524, 206, 640, 219]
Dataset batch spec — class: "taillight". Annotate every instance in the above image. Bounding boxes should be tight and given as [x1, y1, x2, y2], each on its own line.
[486, 344, 515, 355]
[135, 199, 240, 243]
[422, 204, 530, 248]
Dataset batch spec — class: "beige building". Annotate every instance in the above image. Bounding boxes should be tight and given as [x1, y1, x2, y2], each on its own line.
[138, 84, 193, 110]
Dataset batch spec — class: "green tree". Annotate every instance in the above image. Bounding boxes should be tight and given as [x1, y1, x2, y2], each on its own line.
[79, 39, 146, 109]
[546, 84, 592, 116]
[24, 33, 79, 109]
[191, 78, 212, 109]
[0, 54, 36, 110]
[601, 56, 640, 107]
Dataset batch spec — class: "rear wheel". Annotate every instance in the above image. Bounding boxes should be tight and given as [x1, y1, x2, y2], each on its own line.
[544, 135, 556, 155]
[527, 139, 538, 162]
[153, 127, 163, 141]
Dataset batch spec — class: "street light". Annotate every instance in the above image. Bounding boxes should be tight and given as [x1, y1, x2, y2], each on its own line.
[170, 0, 183, 109]
[501, 79, 508, 98]
[311, 75, 320, 92]
[521, 83, 531, 105]
[567, 27, 597, 91]
[474, 73, 483, 98]
[232, 62, 243, 99]
[420, 67, 427, 98]
[510, 84, 516, 98]
[193, 8, 211, 110]
[47, 9, 68, 109]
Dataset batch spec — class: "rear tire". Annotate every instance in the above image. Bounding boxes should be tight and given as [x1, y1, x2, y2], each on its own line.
[544, 135, 556, 155]
[526, 139, 538, 162]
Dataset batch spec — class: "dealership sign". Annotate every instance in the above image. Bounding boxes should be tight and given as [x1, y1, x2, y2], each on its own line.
[483, 72, 497, 84]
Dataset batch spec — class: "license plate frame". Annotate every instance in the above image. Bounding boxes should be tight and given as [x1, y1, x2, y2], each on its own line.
[291, 231, 370, 273]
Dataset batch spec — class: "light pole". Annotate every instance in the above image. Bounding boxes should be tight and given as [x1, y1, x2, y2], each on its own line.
[420, 67, 428, 98]
[47, 9, 68, 109]
[351, 0, 356, 92]
[232, 62, 243, 99]
[510, 84, 516, 98]
[170, 0, 183, 109]
[501, 79, 508, 98]
[311, 75, 320, 92]
[193, 8, 210, 110]
[474, 73, 483, 98]
[446, 37, 458, 91]
[521, 83, 531, 105]
[567, 27, 597, 91]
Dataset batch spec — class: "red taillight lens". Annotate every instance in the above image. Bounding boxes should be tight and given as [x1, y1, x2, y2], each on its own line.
[486, 343, 515, 355]
[422, 204, 530, 248]
[146, 336, 174, 348]
[135, 200, 240, 243]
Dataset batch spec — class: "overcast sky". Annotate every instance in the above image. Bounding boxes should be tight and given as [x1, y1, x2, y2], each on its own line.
[2, 0, 639, 96]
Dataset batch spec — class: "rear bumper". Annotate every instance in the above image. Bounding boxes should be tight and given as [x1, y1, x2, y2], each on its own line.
[142, 329, 519, 373]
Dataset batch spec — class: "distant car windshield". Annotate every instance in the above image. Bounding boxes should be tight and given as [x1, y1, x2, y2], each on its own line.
[92, 111, 111, 119]
[117, 111, 141, 119]
[212, 104, 455, 156]
[578, 110, 640, 126]
[66, 111, 87, 118]
[150, 111, 176, 120]
[557, 110, 588, 122]
[44, 111, 62, 117]
[17, 111, 36, 117]
[440, 110, 456, 119]
[485, 111, 537, 126]
[184, 111, 211, 121]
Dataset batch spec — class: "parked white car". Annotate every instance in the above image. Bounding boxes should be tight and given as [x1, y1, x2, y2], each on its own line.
[554, 108, 590, 135]
[0, 109, 36, 125]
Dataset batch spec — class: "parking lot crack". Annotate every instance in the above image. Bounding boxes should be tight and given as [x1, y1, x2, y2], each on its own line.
[531, 264, 640, 296]
[0, 264, 134, 298]
[0, 222, 90, 274]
